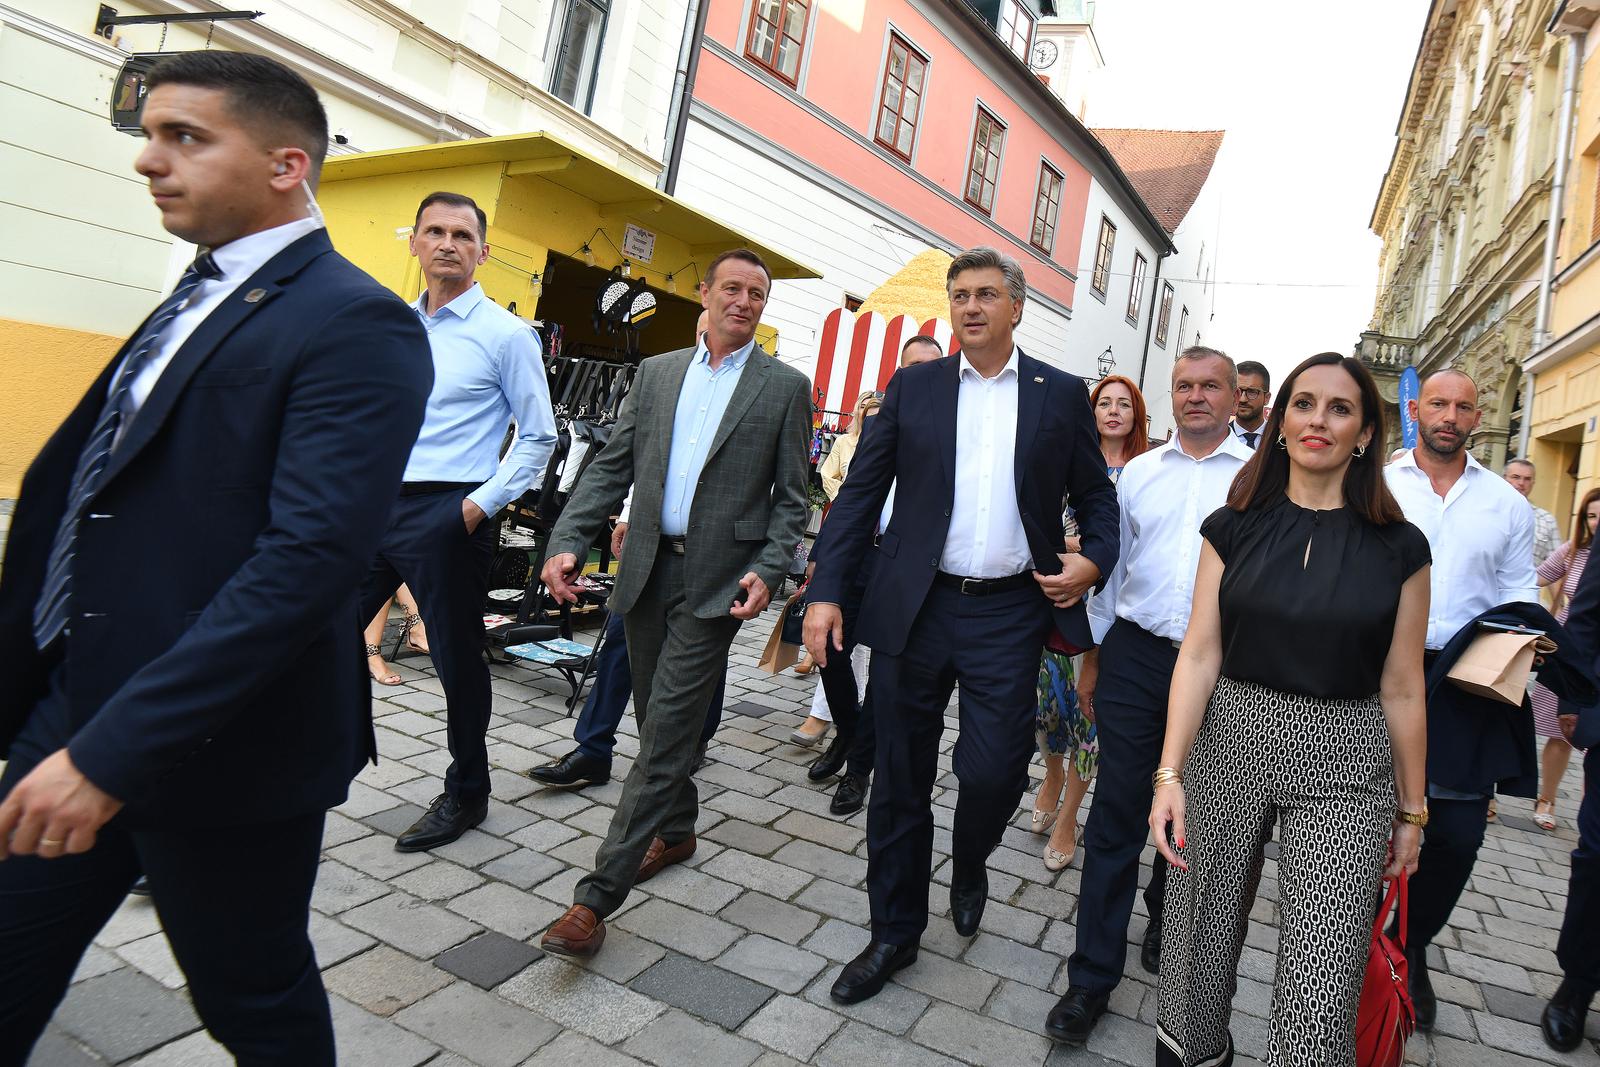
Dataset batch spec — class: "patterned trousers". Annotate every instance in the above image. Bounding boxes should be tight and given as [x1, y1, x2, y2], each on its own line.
[1156, 676, 1394, 1067]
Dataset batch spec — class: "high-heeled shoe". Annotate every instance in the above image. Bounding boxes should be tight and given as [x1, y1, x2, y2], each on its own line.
[793, 652, 816, 676]
[1044, 823, 1079, 872]
[1030, 807, 1058, 834]
[366, 644, 402, 686]
[1533, 798, 1558, 832]
[402, 611, 431, 655]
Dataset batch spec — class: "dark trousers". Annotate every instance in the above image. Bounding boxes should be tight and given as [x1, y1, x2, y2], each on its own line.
[1557, 748, 1600, 991]
[0, 681, 332, 1067]
[866, 581, 1051, 944]
[573, 610, 725, 765]
[362, 486, 495, 804]
[1406, 794, 1491, 951]
[817, 567, 869, 760]
[1069, 618, 1176, 994]
[575, 544, 741, 917]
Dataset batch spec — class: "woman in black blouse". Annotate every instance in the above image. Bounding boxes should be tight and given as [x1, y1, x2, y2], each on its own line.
[1148, 352, 1430, 1066]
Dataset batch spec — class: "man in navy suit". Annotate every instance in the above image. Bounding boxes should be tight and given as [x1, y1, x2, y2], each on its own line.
[805, 246, 1118, 1004]
[0, 53, 432, 1064]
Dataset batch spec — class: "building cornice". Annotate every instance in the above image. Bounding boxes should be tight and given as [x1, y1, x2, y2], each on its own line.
[0, 3, 126, 63]
[1523, 308, 1600, 373]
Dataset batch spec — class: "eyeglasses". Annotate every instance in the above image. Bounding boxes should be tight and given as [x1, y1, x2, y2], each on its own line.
[1239, 388, 1266, 400]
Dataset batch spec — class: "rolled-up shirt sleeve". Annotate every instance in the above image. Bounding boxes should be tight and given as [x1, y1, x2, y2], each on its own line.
[469, 326, 557, 516]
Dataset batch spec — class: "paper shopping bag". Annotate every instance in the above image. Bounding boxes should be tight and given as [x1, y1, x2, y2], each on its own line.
[1446, 631, 1557, 705]
[757, 608, 801, 674]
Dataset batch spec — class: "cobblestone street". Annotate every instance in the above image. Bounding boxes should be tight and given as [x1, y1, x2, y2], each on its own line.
[21, 589, 1600, 1066]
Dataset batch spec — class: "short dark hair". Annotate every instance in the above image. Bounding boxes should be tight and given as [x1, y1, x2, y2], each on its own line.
[1176, 345, 1237, 391]
[146, 51, 328, 171]
[705, 248, 771, 289]
[415, 192, 487, 242]
[901, 334, 942, 355]
[1236, 360, 1270, 388]
[1226, 352, 1405, 525]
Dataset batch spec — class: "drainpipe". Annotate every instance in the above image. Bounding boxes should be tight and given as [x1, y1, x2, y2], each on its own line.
[660, 0, 710, 195]
[1136, 250, 1168, 398]
[1522, 30, 1585, 458]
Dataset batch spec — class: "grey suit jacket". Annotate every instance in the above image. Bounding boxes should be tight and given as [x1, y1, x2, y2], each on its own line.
[547, 345, 812, 620]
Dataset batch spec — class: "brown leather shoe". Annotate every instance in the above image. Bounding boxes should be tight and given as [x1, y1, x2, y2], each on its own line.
[637, 835, 697, 884]
[541, 904, 606, 958]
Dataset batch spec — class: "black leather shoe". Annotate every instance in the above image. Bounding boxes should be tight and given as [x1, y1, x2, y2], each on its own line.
[1407, 945, 1436, 1031]
[395, 794, 488, 852]
[807, 735, 848, 782]
[1046, 987, 1110, 1045]
[950, 863, 988, 937]
[831, 772, 868, 816]
[690, 742, 709, 774]
[528, 750, 611, 790]
[1140, 918, 1162, 975]
[830, 940, 918, 1004]
[128, 876, 152, 897]
[1542, 978, 1595, 1052]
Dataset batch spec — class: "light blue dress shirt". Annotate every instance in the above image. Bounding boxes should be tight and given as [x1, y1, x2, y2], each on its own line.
[404, 283, 558, 516]
[660, 337, 755, 535]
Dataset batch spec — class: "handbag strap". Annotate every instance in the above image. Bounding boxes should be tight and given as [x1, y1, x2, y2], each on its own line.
[1372, 873, 1408, 950]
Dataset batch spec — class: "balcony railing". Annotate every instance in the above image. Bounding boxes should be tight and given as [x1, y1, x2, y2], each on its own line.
[1356, 331, 1417, 373]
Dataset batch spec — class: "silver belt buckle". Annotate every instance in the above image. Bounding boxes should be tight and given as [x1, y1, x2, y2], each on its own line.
[961, 577, 981, 595]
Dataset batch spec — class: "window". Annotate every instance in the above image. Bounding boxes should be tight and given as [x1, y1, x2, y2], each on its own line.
[1030, 162, 1064, 254]
[843, 293, 864, 312]
[875, 34, 927, 161]
[1155, 282, 1174, 347]
[745, 0, 810, 86]
[997, 0, 1034, 62]
[550, 0, 610, 113]
[1178, 306, 1190, 351]
[1091, 216, 1116, 297]
[965, 107, 1005, 215]
[1126, 252, 1147, 323]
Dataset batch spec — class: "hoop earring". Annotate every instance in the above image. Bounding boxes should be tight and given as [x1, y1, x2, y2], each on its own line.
[1275, 434, 1287, 449]
[1354, 443, 1367, 458]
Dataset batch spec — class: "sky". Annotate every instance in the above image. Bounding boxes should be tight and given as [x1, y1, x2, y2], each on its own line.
[1086, 0, 1432, 387]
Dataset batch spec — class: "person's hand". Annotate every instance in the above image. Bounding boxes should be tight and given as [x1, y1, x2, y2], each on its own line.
[610, 522, 629, 561]
[731, 573, 770, 620]
[1149, 782, 1188, 871]
[1560, 713, 1578, 742]
[804, 602, 845, 668]
[1063, 536, 1082, 554]
[541, 552, 580, 605]
[1076, 648, 1099, 719]
[0, 749, 123, 860]
[1386, 821, 1422, 878]
[1034, 553, 1101, 608]
[462, 499, 488, 535]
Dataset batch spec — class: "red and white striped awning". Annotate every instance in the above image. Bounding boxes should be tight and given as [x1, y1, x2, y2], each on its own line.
[811, 309, 960, 419]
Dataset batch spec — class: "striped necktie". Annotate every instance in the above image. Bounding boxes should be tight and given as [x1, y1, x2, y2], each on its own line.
[33, 252, 222, 649]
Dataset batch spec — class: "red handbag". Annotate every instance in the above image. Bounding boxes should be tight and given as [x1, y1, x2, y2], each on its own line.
[1356, 873, 1416, 1067]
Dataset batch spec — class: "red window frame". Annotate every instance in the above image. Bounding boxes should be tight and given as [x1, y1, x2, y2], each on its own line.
[965, 108, 1005, 215]
[1155, 282, 1174, 347]
[1091, 216, 1116, 296]
[874, 33, 928, 162]
[1127, 252, 1148, 322]
[745, 0, 810, 87]
[1030, 161, 1064, 255]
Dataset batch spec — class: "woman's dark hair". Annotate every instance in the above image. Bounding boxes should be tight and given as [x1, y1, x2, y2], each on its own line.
[1574, 486, 1600, 551]
[1226, 352, 1405, 524]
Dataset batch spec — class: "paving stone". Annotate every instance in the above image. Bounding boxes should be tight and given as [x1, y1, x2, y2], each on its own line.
[479, 847, 566, 889]
[1086, 1006, 1159, 1065]
[327, 833, 433, 880]
[126, 1029, 231, 1065]
[96, 898, 163, 948]
[53, 968, 201, 1063]
[719, 891, 822, 943]
[72, 945, 124, 984]
[322, 945, 451, 1016]
[1445, 949, 1537, 993]
[509, 818, 583, 852]
[447, 880, 563, 939]
[771, 839, 868, 886]
[705, 818, 790, 856]
[1473, 1012, 1599, 1065]
[795, 881, 871, 925]
[524, 1031, 649, 1066]
[892, 950, 1000, 1011]
[343, 892, 481, 958]
[962, 932, 1060, 987]
[804, 965, 931, 1034]
[431, 828, 518, 868]
[329, 994, 440, 1067]
[737, 994, 845, 1060]
[338, 780, 400, 818]
[629, 953, 776, 1029]
[391, 859, 485, 901]
[815, 1019, 964, 1067]
[308, 911, 377, 966]
[115, 932, 186, 990]
[910, 1001, 1054, 1066]
[434, 931, 544, 989]
[773, 810, 867, 852]
[26, 1026, 106, 1067]
[705, 790, 789, 825]
[615, 898, 743, 960]
[620, 1008, 764, 1067]
[392, 982, 557, 1067]
[575, 928, 668, 985]
[715, 933, 828, 993]
[986, 978, 1059, 1034]
[311, 859, 391, 915]
[322, 811, 372, 848]
[498, 958, 665, 1044]
[1432, 1034, 1571, 1066]
[701, 849, 814, 898]
[640, 862, 743, 913]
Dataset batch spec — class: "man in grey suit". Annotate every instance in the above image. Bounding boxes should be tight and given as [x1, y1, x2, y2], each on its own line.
[538, 248, 811, 957]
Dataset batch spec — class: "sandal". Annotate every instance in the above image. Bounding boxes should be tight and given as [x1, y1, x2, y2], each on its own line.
[1533, 798, 1558, 832]
[366, 644, 402, 686]
[402, 611, 431, 655]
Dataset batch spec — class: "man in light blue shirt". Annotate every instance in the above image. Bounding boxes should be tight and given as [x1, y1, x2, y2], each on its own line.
[660, 338, 754, 533]
[362, 192, 556, 852]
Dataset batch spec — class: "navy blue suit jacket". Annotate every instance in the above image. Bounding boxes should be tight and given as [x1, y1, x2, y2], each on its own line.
[807, 351, 1118, 656]
[0, 230, 433, 826]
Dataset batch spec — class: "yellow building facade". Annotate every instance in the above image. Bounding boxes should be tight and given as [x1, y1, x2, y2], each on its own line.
[1525, 2, 1600, 536]
[1360, 0, 1570, 468]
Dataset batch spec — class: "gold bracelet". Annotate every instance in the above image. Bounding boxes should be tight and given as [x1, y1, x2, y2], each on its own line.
[1395, 806, 1429, 828]
[1152, 767, 1184, 789]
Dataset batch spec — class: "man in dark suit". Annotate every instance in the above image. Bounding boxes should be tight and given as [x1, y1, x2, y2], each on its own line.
[1542, 554, 1600, 1051]
[805, 246, 1118, 1005]
[537, 249, 811, 958]
[0, 53, 432, 1064]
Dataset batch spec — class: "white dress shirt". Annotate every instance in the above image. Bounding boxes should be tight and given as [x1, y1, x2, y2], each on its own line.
[1384, 449, 1537, 649]
[1088, 432, 1253, 644]
[941, 349, 1032, 578]
[123, 216, 325, 418]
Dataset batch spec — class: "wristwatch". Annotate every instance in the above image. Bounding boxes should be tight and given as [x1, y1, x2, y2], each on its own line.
[1395, 806, 1429, 828]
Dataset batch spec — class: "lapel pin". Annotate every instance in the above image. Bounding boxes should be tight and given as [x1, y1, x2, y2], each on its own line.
[1033, 376, 1045, 383]
[244, 288, 267, 303]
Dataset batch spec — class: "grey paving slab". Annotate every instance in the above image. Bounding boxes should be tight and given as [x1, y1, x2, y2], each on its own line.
[126, 1029, 231, 1065]
[614, 898, 743, 960]
[308, 911, 378, 966]
[737, 994, 845, 1060]
[620, 1008, 765, 1067]
[714, 933, 828, 994]
[433, 931, 544, 989]
[329, 993, 440, 1067]
[446, 880, 564, 939]
[321, 945, 451, 1017]
[391, 858, 486, 901]
[392, 982, 557, 1067]
[26, 1027, 108, 1067]
[342, 891, 482, 958]
[629, 953, 776, 1029]
[524, 1031, 650, 1066]
[499, 958, 666, 1044]
[52, 968, 201, 1064]
[804, 965, 932, 1034]
[719, 891, 823, 943]
[310, 859, 392, 915]
[910, 1001, 1054, 1066]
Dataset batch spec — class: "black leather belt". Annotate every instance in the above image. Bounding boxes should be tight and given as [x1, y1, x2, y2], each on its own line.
[933, 570, 1033, 595]
[400, 480, 475, 497]
[661, 536, 687, 555]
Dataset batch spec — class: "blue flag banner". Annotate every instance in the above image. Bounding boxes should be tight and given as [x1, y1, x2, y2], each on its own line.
[1399, 366, 1420, 450]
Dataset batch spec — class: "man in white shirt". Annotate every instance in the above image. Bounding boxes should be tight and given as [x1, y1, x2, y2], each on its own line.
[1383, 368, 1536, 1031]
[1504, 458, 1560, 567]
[1051, 347, 1252, 1046]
